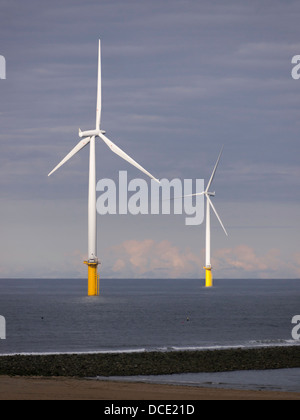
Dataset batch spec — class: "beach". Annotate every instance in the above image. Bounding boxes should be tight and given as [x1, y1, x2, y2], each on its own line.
[0, 347, 299, 400]
[0, 376, 299, 400]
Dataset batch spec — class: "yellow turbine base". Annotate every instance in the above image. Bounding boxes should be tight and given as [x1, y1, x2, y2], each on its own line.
[204, 267, 213, 288]
[84, 261, 99, 296]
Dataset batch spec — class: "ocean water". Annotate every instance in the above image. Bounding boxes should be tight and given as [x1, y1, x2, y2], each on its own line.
[0, 278, 299, 355]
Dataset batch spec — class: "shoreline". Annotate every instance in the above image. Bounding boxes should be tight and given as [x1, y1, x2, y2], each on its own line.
[0, 346, 299, 377]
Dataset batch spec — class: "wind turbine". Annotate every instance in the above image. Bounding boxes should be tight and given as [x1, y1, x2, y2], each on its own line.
[48, 40, 159, 296]
[185, 148, 228, 287]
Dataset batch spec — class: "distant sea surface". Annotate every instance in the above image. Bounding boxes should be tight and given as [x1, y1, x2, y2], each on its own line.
[0, 278, 299, 355]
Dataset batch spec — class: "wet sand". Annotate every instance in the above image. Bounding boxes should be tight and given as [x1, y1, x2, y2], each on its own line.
[0, 376, 299, 400]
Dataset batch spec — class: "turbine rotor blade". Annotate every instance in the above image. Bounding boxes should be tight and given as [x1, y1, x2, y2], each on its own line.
[48, 137, 91, 176]
[98, 132, 160, 183]
[96, 40, 102, 130]
[206, 146, 224, 193]
[206, 194, 228, 236]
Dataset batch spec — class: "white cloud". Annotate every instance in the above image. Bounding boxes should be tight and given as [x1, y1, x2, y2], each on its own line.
[104, 239, 201, 278]
[102, 239, 300, 279]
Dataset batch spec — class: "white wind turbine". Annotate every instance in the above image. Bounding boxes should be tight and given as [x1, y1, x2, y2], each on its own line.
[185, 148, 228, 287]
[48, 40, 159, 296]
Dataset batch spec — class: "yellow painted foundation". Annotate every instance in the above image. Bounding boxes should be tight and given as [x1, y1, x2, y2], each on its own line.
[204, 267, 213, 288]
[84, 261, 99, 296]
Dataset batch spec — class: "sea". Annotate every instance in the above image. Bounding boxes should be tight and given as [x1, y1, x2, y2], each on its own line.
[0, 278, 299, 392]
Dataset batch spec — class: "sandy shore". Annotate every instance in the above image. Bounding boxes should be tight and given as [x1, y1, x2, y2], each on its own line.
[0, 376, 299, 400]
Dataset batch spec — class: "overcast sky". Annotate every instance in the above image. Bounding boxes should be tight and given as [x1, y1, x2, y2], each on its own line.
[0, 0, 300, 280]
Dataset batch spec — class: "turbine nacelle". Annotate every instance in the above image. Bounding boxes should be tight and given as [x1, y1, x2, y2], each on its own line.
[79, 128, 106, 138]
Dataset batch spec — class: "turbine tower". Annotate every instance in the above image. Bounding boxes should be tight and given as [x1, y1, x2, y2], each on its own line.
[185, 148, 228, 287]
[48, 40, 159, 296]
[203, 148, 228, 287]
